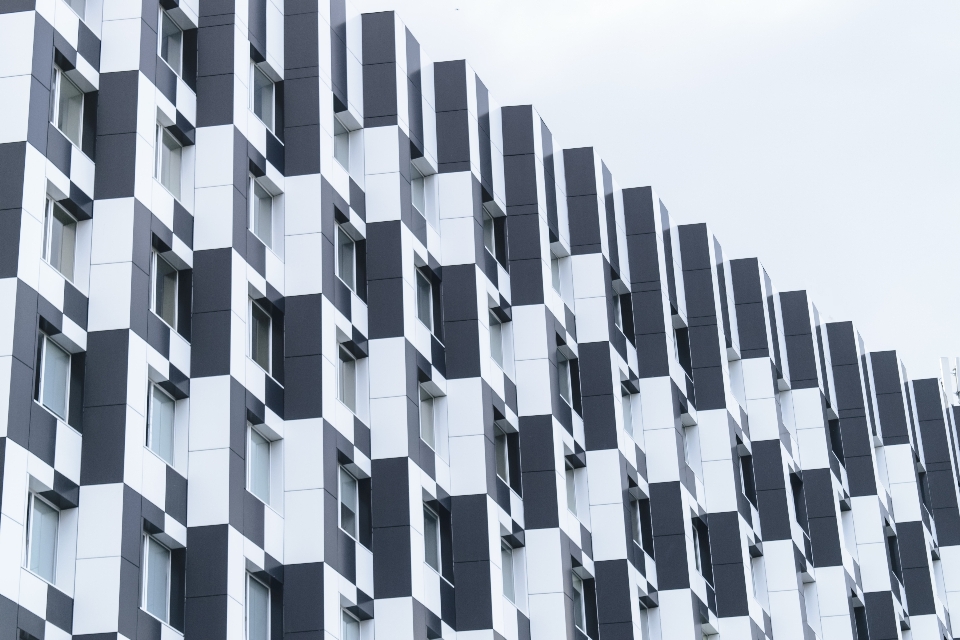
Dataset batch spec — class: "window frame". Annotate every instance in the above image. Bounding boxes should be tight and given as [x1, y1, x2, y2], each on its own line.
[612, 294, 623, 331]
[42, 197, 78, 282]
[415, 269, 433, 332]
[489, 312, 504, 368]
[341, 609, 361, 640]
[157, 8, 184, 77]
[250, 299, 272, 374]
[411, 164, 426, 222]
[250, 61, 275, 131]
[38, 334, 71, 421]
[155, 124, 183, 200]
[147, 382, 177, 465]
[630, 498, 643, 548]
[335, 224, 356, 292]
[501, 542, 516, 603]
[151, 250, 178, 329]
[419, 390, 436, 450]
[64, 0, 86, 19]
[621, 388, 635, 438]
[572, 573, 586, 632]
[551, 253, 562, 294]
[141, 534, 172, 624]
[248, 423, 272, 505]
[25, 492, 60, 584]
[339, 466, 359, 540]
[482, 209, 497, 256]
[333, 114, 350, 171]
[565, 462, 578, 516]
[423, 504, 441, 572]
[51, 66, 83, 148]
[338, 346, 357, 413]
[494, 427, 510, 484]
[248, 175, 275, 250]
[246, 573, 271, 640]
[558, 355, 572, 406]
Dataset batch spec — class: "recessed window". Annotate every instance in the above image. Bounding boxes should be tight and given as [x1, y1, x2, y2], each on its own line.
[37, 334, 70, 420]
[501, 543, 515, 603]
[416, 269, 433, 332]
[25, 493, 59, 583]
[339, 466, 358, 539]
[338, 347, 356, 413]
[558, 355, 572, 406]
[152, 251, 178, 328]
[612, 294, 623, 331]
[250, 300, 272, 373]
[64, 0, 85, 19]
[494, 427, 509, 484]
[420, 390, 436, 450]
[423, 505, 440, 572]
[246, 574, 270, 640]
[621, 389, 634, 438]
[411, 164, 426, 221]
[155, 125, 182, 200]
[248, 176, 274, 249]
[630, 498, 644, 548]
[147, 384, 176, 465]
[42, 198, 77, 281]
[52, 67, 83, 147]
[142, 535, 171, 623]
[489, 312, 504, 368]
[334, 115, 350, 170]
[551, 254, 562, 294]
[248, 424, 271, 504]
[565, 462, 578, 516]
[482, 210, 496, 256]
[341, 610, 360, 640]
[250, 63, 275, 130]
[572, 573, 586, 631]
[691, 525, 702, 572]
[336, 225, 356, 292]
[158, 10, 183, 76]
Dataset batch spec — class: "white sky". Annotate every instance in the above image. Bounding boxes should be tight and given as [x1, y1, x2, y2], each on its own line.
[352, 0, 960, 380]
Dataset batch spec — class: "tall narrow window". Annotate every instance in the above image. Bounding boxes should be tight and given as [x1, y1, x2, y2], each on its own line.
[558, 355, 572, 405]
[565, 462, 578, 516]
[424, 506, 440, 571]
[339, 466, 358, 539]
[338, 347, 356, 412]
[155, 125, 182, 199]
[334, 115, 350, 170]
[246, 574, 270, 640]
[250, 63, 275, 130]
[25, 493, 59, 583]
[152, 252, 178, 327]
[572, 573, 586, 631]
[147, 384, 176, 464]
[42, 199, 77, 281]
[420, 391, 436, 449]
[630, 498, 643, 548]
[336, 225, 356, 291]
[142, 536, 171, 622]
[38, 335, 70, 420]
[612, 294, 623, 331]
[52, 67, 83, 147]
[483, 210, 496, 255]
[249, 176, 274, 249]
[411, 165, 426, 221]
[341, 611, 360, 640]
[158, 10, 183, 76]
[495, 427, 509, 483]
[691, 525, 702, 572]
[501, 543, 516, 602]
[248, 425, 271, 503]
[622, 389, 634, 437]
[490, 312, 504, 368]
[250, 300, 271, 373]
[416, 269, 433, 332]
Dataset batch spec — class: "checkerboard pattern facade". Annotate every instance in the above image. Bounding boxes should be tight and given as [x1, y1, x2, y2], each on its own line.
[1, 2, 959, 640]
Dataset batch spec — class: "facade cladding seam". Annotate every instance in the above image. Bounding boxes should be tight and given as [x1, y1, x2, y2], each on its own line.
[0, 2, 958, 640]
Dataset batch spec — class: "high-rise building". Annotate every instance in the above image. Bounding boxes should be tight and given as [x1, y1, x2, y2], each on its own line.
[0, 2, 958, 639]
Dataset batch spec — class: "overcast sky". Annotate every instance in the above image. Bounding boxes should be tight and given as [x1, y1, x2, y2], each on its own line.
[352, 0, 960, 380]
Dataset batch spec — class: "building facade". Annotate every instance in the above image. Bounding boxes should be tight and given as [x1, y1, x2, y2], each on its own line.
[1, 1, 960, 640]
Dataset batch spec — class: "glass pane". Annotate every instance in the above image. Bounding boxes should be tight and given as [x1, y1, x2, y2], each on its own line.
[495, 431, 508, 482]
[252, 303, 271, 371]
[161, 130, 182, 199]
[247, 576, 270, 640]
[501, 545, 515, 602]
[622, 392, 633, 436]
[412, 169, 425, 217]
[490, 315, 503, 367]
[337, 227, 355, 290]
[68, 0, 85, 17]
[551, 256, 561, 293]
[42, 339, 69, 419]
[613, 295, 622, 329]
[150, 386, 175, 464]
[416, 272, 432, 330]
[29, 497, 58, 582]
[42, 200, 52, 262]
[631, 501, 642, 545]
[424, 508, 439, 570]
[558, 359, 570, 404]
[483, 213, 495, 254]
[339, 353, 356, 412]
[342, 612, 360, 640]
[572, 575, 584, 629]
[145, 537, 170, 621]
[253, 66, 273, 129]
[55, 206, 77, 281]
[420, 397, 434, 448]
[565, 467, 577, 515]
[250, 428, 271, 502]
[334, 118, 350, 169]
[160, 12, 182, 75]
[253, 181, 273, 248]
[57, 72, 83, 146]
[340, 468, 357, 537]
[154, 254, 177, 326]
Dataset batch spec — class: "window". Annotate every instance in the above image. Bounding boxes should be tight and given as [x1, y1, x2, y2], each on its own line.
[37, 334, 70, 420]
[483, 209, 496, 255]
[336, 225, 356, 291]
[630, 498, 644, 548]
[612, 294, 623, 331]
[64, 0, 85, 18]
[147, 384, 176, 465]
[155, 125, 182, 199]
[152, 252, 178, 327]
[739, 454, 757, 506]
[489, 312, 504, 368]
[25, 493, 59, 583]
[339, 466, 358, 539]
[572, 573, 586, 631]
[424, 505, 440, 572]
[249, 176, 274, 249]
[495, 427, 509, 483]
[691, 525, 702, 572]
[42, 198, 77, 281]
[334, 115, 350, 170]
[52, 67, 83, 147]
[341, 610, 360, 640]
[246, 574, 270, 640]
[338, 347, 356, 412]
[158, 10, 183, 76]
[250, 300, 271, 373]
[416, 269, 433, 331]
[558, 355, 572, 406]
[142, 536, 171, 623]
[621, 389, 634, 437]
[551, 254, 562, 294]
[501, 543, 516, 602]
[420, 390, 436, 449]
[411, 165, 426, 221]
[248, 425, 271, 503]
[250, 63, 275, 130]
[565, 462, 578, 515]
